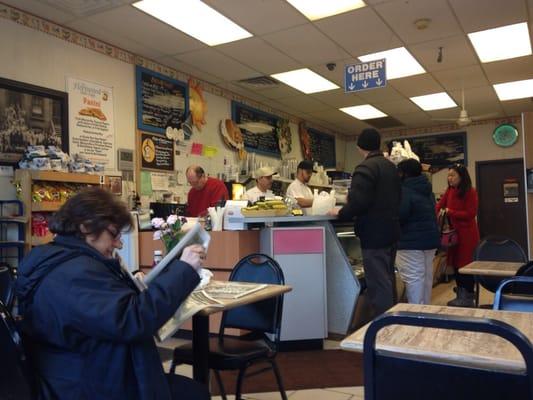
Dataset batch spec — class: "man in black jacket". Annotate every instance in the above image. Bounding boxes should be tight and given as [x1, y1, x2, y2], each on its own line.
[330, 128, 401, 317]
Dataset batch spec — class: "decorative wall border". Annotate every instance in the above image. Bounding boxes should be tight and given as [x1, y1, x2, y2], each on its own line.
[0, 2, 344, 140]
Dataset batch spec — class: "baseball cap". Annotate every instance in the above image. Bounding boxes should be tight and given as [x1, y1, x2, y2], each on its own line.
[254, 166, 278, 179]
[297, 160, 316, 172]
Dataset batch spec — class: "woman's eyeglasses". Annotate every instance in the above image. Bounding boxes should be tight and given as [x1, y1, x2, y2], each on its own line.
[105, 227, 122, 240]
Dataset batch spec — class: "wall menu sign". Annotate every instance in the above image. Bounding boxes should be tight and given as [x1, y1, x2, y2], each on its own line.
[231, 101, 281, 157]
[140, 131, 174, 171]
[387, 131, 466, 172]
[67, 77, 115, 170]
[136, 66, 189, 135]
[307, 128, 336, 168]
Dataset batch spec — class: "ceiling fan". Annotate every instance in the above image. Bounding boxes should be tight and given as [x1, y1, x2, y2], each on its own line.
[433, 88, 495, 127]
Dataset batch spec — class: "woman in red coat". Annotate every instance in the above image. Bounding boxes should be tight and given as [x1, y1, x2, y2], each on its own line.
[436, 164, 480, 307]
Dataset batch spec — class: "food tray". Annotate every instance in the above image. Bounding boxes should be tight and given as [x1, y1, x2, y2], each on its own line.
[241, 208, 290, 217]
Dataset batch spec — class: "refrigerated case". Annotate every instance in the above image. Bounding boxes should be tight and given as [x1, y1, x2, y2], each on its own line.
[331, 221, 405, 332]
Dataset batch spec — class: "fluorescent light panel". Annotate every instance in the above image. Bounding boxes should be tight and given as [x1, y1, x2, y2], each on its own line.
[468, 22, 531, 63]
[271, 68, 339, 94]
[410, 92, 457, 111]
[340, 105, 387, 120]
[359, 47, 425, 80]
[133, 0, 252, 46]
[286, 0, 366, 21]
[493, 79, 533, 101]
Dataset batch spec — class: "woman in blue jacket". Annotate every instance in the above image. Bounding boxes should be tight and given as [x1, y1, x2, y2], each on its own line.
[16, 187, 209, 400]
[396, 159, 440, 304]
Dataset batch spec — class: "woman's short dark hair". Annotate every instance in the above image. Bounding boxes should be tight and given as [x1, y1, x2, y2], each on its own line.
[397, 158, 422, 178]
[49, 186, 132, 237]
[449, 163, 472, 198]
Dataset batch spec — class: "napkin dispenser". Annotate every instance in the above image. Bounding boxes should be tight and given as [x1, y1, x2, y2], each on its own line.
[223, 200, 248, 230]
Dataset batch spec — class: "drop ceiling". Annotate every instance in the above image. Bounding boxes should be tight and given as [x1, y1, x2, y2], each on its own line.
[3, 0, 533, 136]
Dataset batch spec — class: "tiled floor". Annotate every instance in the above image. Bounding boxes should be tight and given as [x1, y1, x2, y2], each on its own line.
[161, 279, 494, 399]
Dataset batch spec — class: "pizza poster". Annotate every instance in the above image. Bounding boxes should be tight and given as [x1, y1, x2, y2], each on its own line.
[67, 77, 115, 170]
[140, 131, 174, 171]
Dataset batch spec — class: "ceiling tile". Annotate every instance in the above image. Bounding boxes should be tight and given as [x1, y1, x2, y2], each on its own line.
[409, 35, 479, 73]
[374, 0, 462, 45]
[176, 48, 260, 81]
[374, 98, 421, 115]
[217, 37, 301, 75]
[258, 85, 303, 99]
[355, 85, 405, 103]
[310, 89, 365, 108]
[85, 5, 206, 56]
[156, 56, 224, 84]
[314, 7, 402, 57]
[276, 95, 332, 113]
[432, 65, 490, 90]
[448, 0, 528, 32]
[203, 0, 307, 35]
[448, 86, 501, 111]
[394, 112, 435, 128]
[2, 0, 76, 23]
[262, 24, 350, 65]
[65, 19, 165, 59]
[501, 99, 533, 116]
[390, 74, 443, 97]
[482, 55, 533, 84]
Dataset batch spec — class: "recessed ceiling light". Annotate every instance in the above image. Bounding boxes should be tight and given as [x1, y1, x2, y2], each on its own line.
[468, 22, 532, 63]
[358, 47, 425, 80]
[286, 0, 366, 21]
[133, 0, 252, 46]
[271, 69, 339, 94]
[493, 79, 533, 101]
[340, 105, 387, 120]
[410, 92, 457, 111]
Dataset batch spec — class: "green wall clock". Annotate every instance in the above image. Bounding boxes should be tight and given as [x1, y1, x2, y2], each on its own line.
[493, 123, 518, 147]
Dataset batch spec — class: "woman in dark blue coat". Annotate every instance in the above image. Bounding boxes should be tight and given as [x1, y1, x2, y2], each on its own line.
[396, 159, 440, 304]
[16, 187, 209, 400]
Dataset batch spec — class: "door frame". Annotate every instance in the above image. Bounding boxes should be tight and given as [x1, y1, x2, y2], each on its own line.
[475, 157, 528, 257]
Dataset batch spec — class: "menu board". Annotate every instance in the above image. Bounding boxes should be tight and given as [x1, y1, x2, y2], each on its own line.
[136, 66, 188, 134]
[308, 128, 336, 168]
[140, 131, 174, 171]
[387, 131, 466, 172]
[232, 101, 281, 157]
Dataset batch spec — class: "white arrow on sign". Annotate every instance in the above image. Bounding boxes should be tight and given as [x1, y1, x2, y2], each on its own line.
[376, 78, 383, 86]
[349, 83, 355, 90]
[362, 81, 368, 88]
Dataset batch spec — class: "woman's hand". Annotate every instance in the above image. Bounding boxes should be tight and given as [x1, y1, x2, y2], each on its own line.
[180, 244, 206, 272]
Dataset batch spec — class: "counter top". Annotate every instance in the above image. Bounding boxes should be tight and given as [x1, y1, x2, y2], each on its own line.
[243, 215, 337, 223]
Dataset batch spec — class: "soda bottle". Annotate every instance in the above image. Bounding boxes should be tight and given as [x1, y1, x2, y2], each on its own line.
[153, 250, 163, 267]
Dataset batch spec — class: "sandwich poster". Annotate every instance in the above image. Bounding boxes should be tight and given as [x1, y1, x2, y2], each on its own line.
[67, 77, 115, 170]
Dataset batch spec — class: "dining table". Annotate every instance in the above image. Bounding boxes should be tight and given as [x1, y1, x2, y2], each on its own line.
[341, 303, 533, 373]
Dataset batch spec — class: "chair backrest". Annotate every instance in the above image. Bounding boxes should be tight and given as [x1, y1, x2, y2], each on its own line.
[0, 265, 15, 311]
[0, 300, 34, 400]
[493, 276, 533, 312]
[221, 253, 285, 341]
[474, 236, 528, 263]
[517, 262, 533, 277]
[474, 236, 528, 293]
[364, 311, 533, 400]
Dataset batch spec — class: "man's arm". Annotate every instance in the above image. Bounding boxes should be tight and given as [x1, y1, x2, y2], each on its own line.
[338, 166, 375, 220]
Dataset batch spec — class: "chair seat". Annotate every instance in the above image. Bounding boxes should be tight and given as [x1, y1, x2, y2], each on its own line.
[173, 337, 274, 370]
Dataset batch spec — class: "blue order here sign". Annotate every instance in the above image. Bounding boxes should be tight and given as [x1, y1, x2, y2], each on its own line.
[344, 59, 387, 93]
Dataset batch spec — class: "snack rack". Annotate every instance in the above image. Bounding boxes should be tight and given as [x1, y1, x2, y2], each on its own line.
[13, 170, 109, 253]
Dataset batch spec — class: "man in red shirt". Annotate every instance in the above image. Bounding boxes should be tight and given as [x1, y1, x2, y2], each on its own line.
[186, 165, 229, 217]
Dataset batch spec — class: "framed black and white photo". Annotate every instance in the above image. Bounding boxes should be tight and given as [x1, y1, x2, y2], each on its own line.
[0, 77, 69, 164]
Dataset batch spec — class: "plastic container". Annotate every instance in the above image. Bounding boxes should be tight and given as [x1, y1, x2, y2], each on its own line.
[153, 250, 163, 267]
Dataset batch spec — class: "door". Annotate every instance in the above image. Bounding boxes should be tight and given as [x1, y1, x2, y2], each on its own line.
[476, 159, 528, 254]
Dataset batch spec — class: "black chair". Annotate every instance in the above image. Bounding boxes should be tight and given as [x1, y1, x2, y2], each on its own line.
[0, 300, 35, 399]
[473, 236, 528, 305]
[0, 264, 15, 311]
[364, 311, 533, 400]
[170, 253, 287, 400]
[493, 276, 533, 312]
